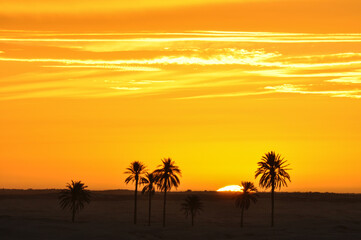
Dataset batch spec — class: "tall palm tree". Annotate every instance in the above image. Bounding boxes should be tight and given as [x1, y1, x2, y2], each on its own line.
[181, 194, 203, 226]
[235, 181, 258, 228]
[141, 172, 156, 226]
[124, 161, 147, 225]
[255, 151, 291, 227]
[59, 180, 91, 223]
[153, 157, 181, 227]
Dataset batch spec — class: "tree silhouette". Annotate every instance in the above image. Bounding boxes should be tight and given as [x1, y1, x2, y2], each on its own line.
[181, 194, 203, 226]
[124, 161, 147, 225]
[153, 158, 181, 227]
[235, 181, 258, 227]
[59, 180, 91, 223]
[141, 172, 156, 226]
[255, 151, 291, 227]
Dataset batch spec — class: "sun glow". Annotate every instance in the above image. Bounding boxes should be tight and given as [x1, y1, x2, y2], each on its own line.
[217, 185, 244, 192]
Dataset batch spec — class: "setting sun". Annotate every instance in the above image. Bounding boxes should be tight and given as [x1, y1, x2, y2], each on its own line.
[217, 185, 244, 192]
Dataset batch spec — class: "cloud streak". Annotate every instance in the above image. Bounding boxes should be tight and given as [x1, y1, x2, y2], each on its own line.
[265, 84, 361, 99]
[1, 30, 361, 100]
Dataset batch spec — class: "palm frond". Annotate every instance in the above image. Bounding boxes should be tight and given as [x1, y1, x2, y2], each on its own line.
[255, 151, 291, 190]
[58, 180, 91, 219]
[235, 181, 258, 210]
[154, 158, 181, 192]
[124, 161, 147, 185]
[181, 195, 203, 218]
[141, 172, 156, 195]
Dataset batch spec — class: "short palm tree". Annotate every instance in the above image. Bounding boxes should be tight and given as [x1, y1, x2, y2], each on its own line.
[59, 180, 91, 223]
[124, 161, 147, 225]
[153, 158, 181, 227]
[141, 172, 157, 226]
[255, 151, 291, 227]
[235, 181, 258, 228]
[181, 194, 203, 226]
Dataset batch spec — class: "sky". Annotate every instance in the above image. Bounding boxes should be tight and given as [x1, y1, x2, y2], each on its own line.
[0, 0, 360, 192]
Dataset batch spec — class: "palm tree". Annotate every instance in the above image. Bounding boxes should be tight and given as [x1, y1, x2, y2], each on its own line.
[124, 161, 147, 225]
[255, 151, 291, 227]
[59, 180, 91, 223]
[181, 194, 203, 226]
[141, 172, 156, 226]
[235, 181, 258, 228]
[153, 157, 181, 227]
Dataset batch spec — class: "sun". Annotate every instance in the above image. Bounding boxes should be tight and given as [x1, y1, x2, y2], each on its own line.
[217, 185, 244, 192]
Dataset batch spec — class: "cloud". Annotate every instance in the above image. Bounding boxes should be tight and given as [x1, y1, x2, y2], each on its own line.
[2, 33, 361, 44]
[43, 65, 161, 72]
[247, 69, 361, 78]
[1, 30, 361, 100]
[0, 49, 280, 67]
[176, 91, 272, 99]
[326, 76, 361, 84]
[110, 87, 142, 91]
[265, 84, 361, 99]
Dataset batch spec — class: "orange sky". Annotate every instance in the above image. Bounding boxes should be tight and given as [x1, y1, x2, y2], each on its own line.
[0, 0, 360, 192]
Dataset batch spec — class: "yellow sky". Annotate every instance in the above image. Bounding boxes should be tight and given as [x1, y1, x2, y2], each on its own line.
[2, 0, 247, 13]
[0, 0, 360, 192]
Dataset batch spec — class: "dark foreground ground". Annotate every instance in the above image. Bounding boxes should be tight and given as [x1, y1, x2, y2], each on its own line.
[0, 190, 360, 240]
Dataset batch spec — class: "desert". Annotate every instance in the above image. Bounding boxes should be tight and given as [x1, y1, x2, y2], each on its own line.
[1, 190, 360, 240]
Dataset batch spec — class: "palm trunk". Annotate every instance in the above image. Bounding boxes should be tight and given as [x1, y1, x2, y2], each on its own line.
[162, 180, 167, 227]
[72, 201, 76, 223]
[240, 206, 244, 228]
[191, 213, 194, 227]
[271, 181, 275, 227]
[134, 178, 138, 225]
[148, 191, 152, 226]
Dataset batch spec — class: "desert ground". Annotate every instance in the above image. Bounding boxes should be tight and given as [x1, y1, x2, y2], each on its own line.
[0, 190, 360, 240]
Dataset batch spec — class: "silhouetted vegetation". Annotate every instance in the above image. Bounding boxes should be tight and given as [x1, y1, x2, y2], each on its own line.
[181, 194, 203, 226]
[3, 189, 361, 239]
[53, 153, 292, 228]
[141, 172, 156, 226]
[58, 180, 91, 223]
[153, 158, 181, 227]
[124, 161, 147, 224]
[255, 151, 291, 227]
[235, 181, 258, 227]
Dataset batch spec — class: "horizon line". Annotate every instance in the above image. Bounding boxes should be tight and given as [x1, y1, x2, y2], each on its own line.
[1, 188, 360, 194]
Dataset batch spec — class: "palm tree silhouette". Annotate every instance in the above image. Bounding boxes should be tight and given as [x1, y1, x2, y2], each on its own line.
[59, 180, 91, 223]
[141, 172, 157, 226]
[124, 161, 147, 225]
[235, 181, 258, 228]
[255, 151, 291, 227]
[153, 158, 181, 227]
[181, 194, 203, 226]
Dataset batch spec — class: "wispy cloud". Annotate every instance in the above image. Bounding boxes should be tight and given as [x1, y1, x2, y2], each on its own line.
[265, 84, 361, 99]
[176, 91, 272, 99]
[326, 76, 361, 84]
[2, 52, 361, 69]
[1, 30, 361, 100]
[110, 87, 142, 91]
[0, 49, 280, 67]
[2, 31, 361, 43]
[43, 65, 161, 72]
